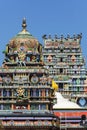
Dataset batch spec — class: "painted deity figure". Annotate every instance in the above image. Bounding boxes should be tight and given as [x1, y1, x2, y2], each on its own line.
[17, 87, 25, 98]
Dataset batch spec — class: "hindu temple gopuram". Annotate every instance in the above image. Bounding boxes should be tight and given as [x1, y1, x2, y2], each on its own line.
[0, 19, 87, 130]
[42, 33, 87, 108]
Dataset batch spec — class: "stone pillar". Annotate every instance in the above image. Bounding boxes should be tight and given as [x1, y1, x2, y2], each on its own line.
[39, 104, 40, 110]
[11, 89, 14, 98]
[46, 89, 48, 96]
[7, 89, 9, 97]
[28, 104, 30, 110]
[46, 104, 48, 110]
[1, 89, 3, 97]
[28, 89, 30, 98]
[39, 90, 41, 96]
[1, 105, 3, 110]
[11, 104, 14, 110]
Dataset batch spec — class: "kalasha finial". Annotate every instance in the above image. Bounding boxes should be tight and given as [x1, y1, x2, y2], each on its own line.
[22, 18, 27, 30]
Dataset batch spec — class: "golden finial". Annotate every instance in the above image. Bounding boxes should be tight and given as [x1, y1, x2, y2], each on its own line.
[22, 18, 27, 31]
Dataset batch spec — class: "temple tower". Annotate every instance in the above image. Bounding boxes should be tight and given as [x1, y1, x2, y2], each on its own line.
[0, 19, 59, 130]
[42, 34, 87, 107]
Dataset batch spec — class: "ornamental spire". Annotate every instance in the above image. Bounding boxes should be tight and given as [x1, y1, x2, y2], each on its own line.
[22, 18, 27, 31]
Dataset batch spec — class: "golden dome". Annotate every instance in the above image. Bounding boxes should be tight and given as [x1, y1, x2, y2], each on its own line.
[8, 18, 42, 54]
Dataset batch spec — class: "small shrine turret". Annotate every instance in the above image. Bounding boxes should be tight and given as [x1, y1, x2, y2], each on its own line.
[3, 18, 42, 67]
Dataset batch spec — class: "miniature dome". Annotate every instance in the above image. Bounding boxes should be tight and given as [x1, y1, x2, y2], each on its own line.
[3, 18, 42, 65]
[8, 18, 41, 54]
